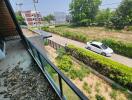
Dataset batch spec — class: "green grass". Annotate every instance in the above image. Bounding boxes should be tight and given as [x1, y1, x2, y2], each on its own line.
[83, 82, 92, 94]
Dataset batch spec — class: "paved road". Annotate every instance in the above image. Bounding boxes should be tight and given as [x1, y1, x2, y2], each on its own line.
[22, 29, 132, 67]
[48, 33, 132, 67]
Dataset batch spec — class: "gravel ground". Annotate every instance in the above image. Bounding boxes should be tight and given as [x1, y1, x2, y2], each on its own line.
[0, 40, 59, 100]
[0, 63, 59, 100]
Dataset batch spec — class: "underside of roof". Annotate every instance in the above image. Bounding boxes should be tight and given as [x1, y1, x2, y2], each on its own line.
[0, 0, 18, 37]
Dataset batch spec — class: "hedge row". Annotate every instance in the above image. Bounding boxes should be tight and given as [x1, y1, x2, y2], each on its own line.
[66, 45, 132, 91]
[102, 39, 132, 58]
[42, 27, 88, 43]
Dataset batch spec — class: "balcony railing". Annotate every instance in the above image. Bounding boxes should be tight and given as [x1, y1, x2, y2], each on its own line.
[4, 0, 88, 99]
[23, 36, 88, 100]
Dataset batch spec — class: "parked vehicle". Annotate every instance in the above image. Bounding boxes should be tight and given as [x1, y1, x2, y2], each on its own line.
[86, 41, 113, 57]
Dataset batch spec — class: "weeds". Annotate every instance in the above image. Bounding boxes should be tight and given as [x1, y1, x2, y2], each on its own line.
[109, 90, 117, 100]
[83, 82, 92, 94]
[95, 94, 106, 100]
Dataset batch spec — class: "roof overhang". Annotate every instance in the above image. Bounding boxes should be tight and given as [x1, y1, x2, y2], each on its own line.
[0, 0, 18, 38]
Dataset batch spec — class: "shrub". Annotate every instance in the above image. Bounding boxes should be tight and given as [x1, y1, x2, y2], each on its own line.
[69, 66, 90, 81]
[57, 55, 73, 72]
[66, 45, 132, 91]
[102, 39, 132, 58]
[127, 26, 132, 31]
[42, 27, 88, 43]
[56, 47, 66, 58]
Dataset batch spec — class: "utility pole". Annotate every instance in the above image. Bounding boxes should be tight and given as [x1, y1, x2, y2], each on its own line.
[33, 0, 41, 30]
[16, 3, 23, 13]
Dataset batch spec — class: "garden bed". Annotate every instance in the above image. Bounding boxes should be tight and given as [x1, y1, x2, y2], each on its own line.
[45, 45, 132, 100]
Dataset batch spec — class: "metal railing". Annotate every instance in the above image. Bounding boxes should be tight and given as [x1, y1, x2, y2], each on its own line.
[4, 0, 88, 99]
[23, 36, 88, 100]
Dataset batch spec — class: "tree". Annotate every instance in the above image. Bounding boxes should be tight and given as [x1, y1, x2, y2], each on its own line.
[69, 0, 102, 26]
[16, 12, 26, 25]
[95, 8, 114, 26]
[111, 0, 132, 29]
[43, 14, 55, 24]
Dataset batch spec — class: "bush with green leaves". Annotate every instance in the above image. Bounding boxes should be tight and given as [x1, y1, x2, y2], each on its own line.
[57, 55, 73, 72]
[102, 39, 132, 58]
[66, 45, 132, 91]
[42, 27, 88, 43]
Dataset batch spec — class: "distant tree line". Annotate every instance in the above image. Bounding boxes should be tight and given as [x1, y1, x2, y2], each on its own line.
[70, 0, 132, 29]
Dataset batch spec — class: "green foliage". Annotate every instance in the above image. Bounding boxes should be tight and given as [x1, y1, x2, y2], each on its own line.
[69, 0, 102, 26]
[109, 90, 117, 100]
[57, 47, 66, 58]
[95, 94, 105, 100]
[69, 66, 90, 80]
[66, 44, 132, 91]
[56, 47, 90, 80]
[125, 26, 132, 31]
[95, 8, 114, 26]
[83, 82, 92, 94]
[111, 0, 132, 29]
[95, 82, 101, 93]
[16, 13, 26, 25]
[102, 39, 132, 58]
[43, 14, 55, 23]
[42, 27, 88, 43]
[57, 55, 73, 72]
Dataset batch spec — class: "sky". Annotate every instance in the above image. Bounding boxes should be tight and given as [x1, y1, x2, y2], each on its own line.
[10, 0, 122, 16]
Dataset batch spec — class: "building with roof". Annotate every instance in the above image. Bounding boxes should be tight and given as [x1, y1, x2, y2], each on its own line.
[21, 10, 43, 27]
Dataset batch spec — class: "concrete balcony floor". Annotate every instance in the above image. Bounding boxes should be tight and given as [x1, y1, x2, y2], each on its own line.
[0, 39, 59, 100]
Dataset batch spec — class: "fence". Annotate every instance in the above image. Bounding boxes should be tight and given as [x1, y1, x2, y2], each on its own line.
[45, 39, 64, 50]
[23, 36, 88, 100]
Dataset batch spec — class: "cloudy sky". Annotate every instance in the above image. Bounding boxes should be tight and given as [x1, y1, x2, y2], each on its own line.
[10, 0, 122, 16]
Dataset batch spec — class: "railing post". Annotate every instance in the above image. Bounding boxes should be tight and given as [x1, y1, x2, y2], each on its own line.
[37, 51, 44, 70]
[58, 74, 63, 98]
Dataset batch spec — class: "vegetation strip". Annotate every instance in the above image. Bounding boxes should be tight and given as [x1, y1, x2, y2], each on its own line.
[42, 27, 88, 43]
[42, 27, 132, 58]
[102, 39, 132, 58]
[66, 44, 132, 91]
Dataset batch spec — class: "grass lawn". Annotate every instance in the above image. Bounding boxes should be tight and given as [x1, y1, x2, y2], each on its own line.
[51, 26, 132, 43]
